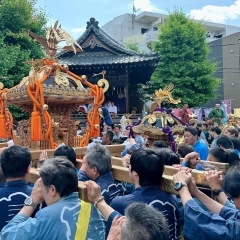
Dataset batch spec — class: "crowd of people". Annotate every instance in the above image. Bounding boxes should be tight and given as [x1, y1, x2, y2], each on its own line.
[1, 106, 240, 239]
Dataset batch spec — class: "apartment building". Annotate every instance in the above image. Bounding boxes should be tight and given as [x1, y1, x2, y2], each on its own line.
[102, 12, 240, 109]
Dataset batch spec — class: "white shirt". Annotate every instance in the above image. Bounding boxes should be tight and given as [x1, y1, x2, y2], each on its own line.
[108, 106, 117, 114]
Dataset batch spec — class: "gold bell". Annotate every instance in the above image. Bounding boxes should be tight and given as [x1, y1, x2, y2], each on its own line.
[43, 104, 48, 111]
[94, 124, 100, 129]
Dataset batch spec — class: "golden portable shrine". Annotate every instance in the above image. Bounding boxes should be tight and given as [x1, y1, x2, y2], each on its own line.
[0, 21, 109, 149]
[131, 84, 187, 151]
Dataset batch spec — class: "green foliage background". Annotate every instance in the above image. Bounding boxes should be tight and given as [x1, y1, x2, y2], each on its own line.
[141, 8, 221, 107]
[0, 0, 48, 120]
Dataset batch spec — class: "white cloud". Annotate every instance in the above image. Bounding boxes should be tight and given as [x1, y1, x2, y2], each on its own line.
[128, 0, 160, 13]
[71, 27, 85, 34]
[190, 0, 240, 23]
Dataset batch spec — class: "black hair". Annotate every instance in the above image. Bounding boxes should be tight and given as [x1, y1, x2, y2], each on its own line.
[111, 138, 124, 144]
[126, 148, 136, 155]
[216, 135, 233, 149]
[106, 130, 114, 142]
[184, 127, 198, 136]
[54, 145, 77, 166]
[0, 145, 31, 178]
[114, 125, 121, 130]
[196, 127, 202, 137]
[107, 124, 114, 130]
[152, 140, 168, 149]
[227, 128, 238, 138]
[210, 126, 221, 135]
[40, 158, 78, 198]
[157, 148, 180, 166]
[202, 123, 208, 129]
[177, 144, 194, 158]
[223, 163, 240, 199]
[230, 137, 240, 151]
[225, 149, 240, 167]
[197, 123, 202, 128]
[209, 148, 228, 163]
[130, 148, 165, 186]
[209, 148, 239, 166]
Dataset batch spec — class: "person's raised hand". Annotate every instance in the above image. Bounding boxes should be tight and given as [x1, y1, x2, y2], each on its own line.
[173, 170, 192, 185]
[84, 180, 102, 203]
[188, 177, 199, 196]
[129, 137, 136, 147]
[184, 152, 200, 164]
[172, 164, 181, 169]
[121, 154, 131, 168]
[204, 170, 223, 190]
[39, 150, 47, 162]
[31, 178, 44, 205]
[107, 216, 126, 240]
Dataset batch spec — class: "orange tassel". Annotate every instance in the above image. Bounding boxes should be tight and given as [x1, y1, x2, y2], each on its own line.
[92, 115, 100, 138]
[31, 111, 42, 141]
[0, 114, 8, 138]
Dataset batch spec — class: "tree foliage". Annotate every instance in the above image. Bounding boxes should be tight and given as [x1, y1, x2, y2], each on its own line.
[142, 8, 221, 107]
[125, 42, 140, 52]
[0, 0, 48, 120]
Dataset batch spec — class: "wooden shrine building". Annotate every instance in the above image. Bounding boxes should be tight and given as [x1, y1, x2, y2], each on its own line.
[58, 18, 159, 113]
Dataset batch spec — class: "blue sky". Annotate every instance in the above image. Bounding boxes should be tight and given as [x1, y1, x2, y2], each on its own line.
[36, 0, 240, 39]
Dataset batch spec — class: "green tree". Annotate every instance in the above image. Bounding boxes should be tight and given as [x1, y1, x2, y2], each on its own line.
[125, 42, 139, 52]
[0, 0, 48, 120]
[144, 8, 220, 107]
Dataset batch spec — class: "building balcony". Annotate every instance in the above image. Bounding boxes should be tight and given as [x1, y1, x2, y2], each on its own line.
[143, 30, 159, 43]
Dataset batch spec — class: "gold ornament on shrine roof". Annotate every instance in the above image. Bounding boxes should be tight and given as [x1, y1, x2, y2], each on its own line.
[29, 21, 82, 58]
[93, 70, 109, 93]
[152, 83, 181, 107]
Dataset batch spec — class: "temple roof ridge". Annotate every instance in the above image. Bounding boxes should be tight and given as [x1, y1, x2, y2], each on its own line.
[58, 18, 158, 58]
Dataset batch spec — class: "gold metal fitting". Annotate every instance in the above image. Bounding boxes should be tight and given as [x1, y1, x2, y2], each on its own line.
[81, 75, 87, 79]
[0, 82, 4, 90]
[53, 122, 59, 127]
[1, 93, 7, 99]
[63, 64, 69, 70]
[42, 104, 48, 110]
[94, 124, 100, 129]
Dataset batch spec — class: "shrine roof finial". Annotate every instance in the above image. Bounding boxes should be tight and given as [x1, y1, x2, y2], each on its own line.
[86, 18, 99, 29]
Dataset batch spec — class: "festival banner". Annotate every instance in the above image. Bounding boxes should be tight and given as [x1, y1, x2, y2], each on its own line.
[204, 108, 212, 118]
[221, 100, 231, 114]
[193, 108, 203, 123]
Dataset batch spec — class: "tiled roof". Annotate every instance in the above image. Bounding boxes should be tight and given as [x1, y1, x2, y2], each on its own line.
[59, 51, 159, 66]
[58, 18, 159, 66]
[75, 18, 137, 55]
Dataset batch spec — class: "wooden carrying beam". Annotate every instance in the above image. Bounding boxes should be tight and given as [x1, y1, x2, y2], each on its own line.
[180, 158, 229, 173]
[29, 144, 125, 160]
[27, 161, 209, 201]
[0, 143, 8, 148]
[76, 159, 209, 187]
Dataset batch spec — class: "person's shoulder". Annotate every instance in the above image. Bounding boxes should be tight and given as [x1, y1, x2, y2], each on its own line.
[197, 140, 208, 148]
[111, 193, 133, 206]
[37, 198, 79, 218]
[0, 184, 32, 198]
